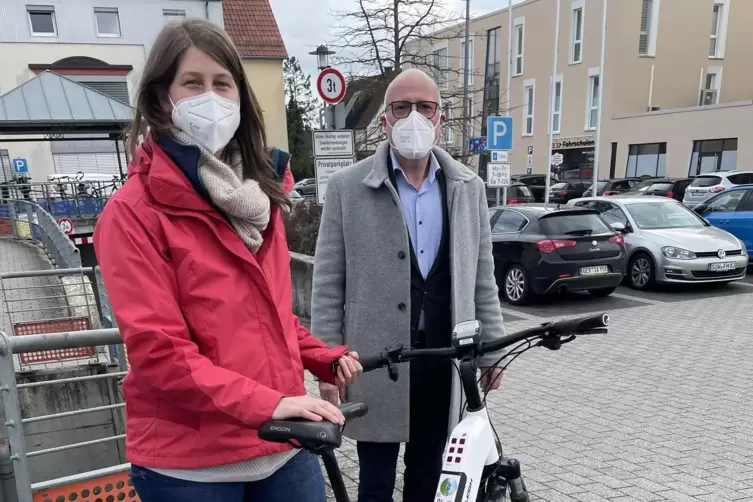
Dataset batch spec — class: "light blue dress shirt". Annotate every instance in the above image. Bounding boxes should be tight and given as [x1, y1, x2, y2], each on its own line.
[391, 149, 444, 330]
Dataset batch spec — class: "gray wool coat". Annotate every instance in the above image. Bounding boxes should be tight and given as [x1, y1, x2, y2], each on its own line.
[311, 141, 506, 443]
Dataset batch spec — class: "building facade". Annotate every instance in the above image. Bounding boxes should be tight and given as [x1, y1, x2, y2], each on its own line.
[0, 0, 290, 181]
[417, 0, 753, 181]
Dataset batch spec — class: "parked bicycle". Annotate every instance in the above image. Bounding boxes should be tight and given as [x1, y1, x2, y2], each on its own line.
[260, 313, 610, 502]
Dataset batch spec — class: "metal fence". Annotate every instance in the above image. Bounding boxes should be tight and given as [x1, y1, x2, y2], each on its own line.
[0, 180, 124, 220]
[0, 328, 131, 502]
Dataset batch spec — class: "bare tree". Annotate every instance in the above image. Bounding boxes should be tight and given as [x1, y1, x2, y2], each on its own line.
[329, 0, 511, 166]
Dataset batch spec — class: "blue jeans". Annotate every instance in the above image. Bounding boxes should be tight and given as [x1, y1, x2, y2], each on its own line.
[131, 451, 326, 502]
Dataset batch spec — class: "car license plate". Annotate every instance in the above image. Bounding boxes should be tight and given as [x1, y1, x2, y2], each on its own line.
[708, 262, 736, 272]
[581, 266, 609, 275]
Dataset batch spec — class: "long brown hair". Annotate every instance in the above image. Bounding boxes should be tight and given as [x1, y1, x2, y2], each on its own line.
[129, 19, 289, 208]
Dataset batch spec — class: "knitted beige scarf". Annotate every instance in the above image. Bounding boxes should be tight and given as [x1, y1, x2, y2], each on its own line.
[171, 130, 271, 253]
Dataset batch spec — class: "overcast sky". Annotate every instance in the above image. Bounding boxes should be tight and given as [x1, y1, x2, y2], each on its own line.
[268, 0, 514, 81]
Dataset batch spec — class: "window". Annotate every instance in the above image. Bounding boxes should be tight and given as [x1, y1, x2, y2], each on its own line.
[431, 45, 449, 89]
[513, 18, 525, 76]
[638, 0, 660, 56]
[482, 28, 502, 125]
[701, 67, 722, 105]
[626, 143, 667, 177]
[689, 138, 737, 175]
[163, 9, 187, 23]
[492, 210, 528, 233]
[442, 102, 453, 143]
[586, 71, 600, 130]
[27, 5, 56, 36]
[709, 1, 729, 58]
[539, 213, 612, 235]
[740, 189, 753, 212]
[625, 202, 704, 230]
[551, 76, 563, 134]
[79, 81, 130, 104]
[460, 39, 474, 86]
[523, 79, 535, 136]
[95, 8, 120, 37]
[571, 3, 584, 63]
[705, 191, 745, 213]
[727, 173, 753, 185]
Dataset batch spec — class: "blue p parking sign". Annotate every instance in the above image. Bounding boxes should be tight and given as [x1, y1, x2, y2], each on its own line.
[486, 117, 513, 151]
[12, 158, 28, 174]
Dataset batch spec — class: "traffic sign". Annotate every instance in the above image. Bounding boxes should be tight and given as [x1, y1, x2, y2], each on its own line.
[315, 158, 354, 205]
[58, 218, 74, 235]
[490, 151, 508, 162]
[313, 130, 355, 157]
[486, 117, 513, 151]
[551, 153, 564, 167]
[487, 163, 511, 188]
[12, 158, 28, 174]
[316, 68, 347, 105]
[468, 137, 487, 154]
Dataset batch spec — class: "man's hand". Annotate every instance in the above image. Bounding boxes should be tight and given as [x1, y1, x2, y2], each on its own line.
[480, 367, 504, 391]
[319, 381, 347, 405]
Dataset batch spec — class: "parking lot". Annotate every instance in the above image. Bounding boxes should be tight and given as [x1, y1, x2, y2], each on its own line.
[314, 271, 753, 501]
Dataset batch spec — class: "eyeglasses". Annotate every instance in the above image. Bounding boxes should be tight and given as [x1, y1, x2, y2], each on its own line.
[387, 101, 440, 120]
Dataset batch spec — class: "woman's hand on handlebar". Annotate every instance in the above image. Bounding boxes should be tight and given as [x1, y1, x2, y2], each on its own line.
[336, 351, 363, 387]
[272, 396, 345, 425]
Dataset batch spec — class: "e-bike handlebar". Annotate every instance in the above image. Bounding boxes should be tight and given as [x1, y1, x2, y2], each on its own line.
[357, 313, 609, 372]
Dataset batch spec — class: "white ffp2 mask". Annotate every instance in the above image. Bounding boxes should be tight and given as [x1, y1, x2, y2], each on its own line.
[387, 111, 438, 160]
[171, 92, 241, 153]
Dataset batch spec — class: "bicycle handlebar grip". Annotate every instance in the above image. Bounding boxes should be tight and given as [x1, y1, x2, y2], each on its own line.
[550, 313, 609, 334]
[358, 352, 387, 372]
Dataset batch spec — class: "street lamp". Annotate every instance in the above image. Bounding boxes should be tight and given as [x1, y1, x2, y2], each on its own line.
[309, 45, 335, 71]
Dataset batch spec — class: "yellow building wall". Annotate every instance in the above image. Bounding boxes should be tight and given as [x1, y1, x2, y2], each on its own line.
[243, 59, 289, 152]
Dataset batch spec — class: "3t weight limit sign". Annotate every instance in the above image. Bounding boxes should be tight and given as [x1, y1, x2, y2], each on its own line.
[316, 68, 347, 105]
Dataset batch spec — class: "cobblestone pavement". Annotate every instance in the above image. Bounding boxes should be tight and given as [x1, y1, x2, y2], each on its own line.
[312, 274, 753, 501]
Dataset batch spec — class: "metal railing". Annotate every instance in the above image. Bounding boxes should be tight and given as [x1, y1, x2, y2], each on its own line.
[0, 328, 126, 502]
[0, 180, 124, 219]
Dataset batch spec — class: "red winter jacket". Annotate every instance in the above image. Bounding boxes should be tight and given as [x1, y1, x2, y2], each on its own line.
[94, 135, 346, 469]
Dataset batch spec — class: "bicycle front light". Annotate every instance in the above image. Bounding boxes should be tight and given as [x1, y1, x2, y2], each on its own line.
[661, 246, 697, 260]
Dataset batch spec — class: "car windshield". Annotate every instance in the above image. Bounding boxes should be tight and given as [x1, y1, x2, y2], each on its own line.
[690, 175, 722, 187]
[586, 182, 609, 192]
[647, 182, 674, 191]
[515, 185, 533, 197]
[630, 178, 661, 191]
[550, 183, 568, 191]
[539, 213, 612, 236]
[625, 202, 704, 229]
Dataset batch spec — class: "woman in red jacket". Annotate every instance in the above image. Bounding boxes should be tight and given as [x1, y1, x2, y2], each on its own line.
[94, 19, 361, 502]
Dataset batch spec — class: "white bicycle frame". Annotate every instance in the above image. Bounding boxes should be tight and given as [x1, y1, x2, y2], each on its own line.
[434, 407, 499, 501]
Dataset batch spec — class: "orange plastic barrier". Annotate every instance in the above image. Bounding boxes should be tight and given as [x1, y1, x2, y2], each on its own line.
[33, 470, 139, 502]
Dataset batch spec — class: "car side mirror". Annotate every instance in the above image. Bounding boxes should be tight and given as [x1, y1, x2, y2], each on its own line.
[610, 222, 626, 233]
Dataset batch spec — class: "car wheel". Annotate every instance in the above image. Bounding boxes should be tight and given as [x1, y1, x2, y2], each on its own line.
[588, 287, 617, 298]
[503, 265, 532, 305]
[628, 253, 655, 290]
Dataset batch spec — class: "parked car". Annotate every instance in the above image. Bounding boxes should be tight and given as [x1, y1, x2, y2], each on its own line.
[490, 204, 626, 305]
[619, 176, 668, 196]
[486, 183, 535, 206]
[682, 170, 753, 208]
[570, 196, 748, 289]
[583, 178, 641, 197]
[692, 185, 753, 259]
[548, 180, 587, 203]
[511, 174, 558, 202]
[288, 189, 304, 204]
[293, 178, 316, 197]
[643, 178, 694, 201]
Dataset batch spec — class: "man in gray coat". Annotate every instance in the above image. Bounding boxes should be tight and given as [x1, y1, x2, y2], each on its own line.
[311, 69, 506, 502]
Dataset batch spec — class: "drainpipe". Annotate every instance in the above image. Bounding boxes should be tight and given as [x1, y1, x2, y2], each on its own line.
[205, 0, 210, 19]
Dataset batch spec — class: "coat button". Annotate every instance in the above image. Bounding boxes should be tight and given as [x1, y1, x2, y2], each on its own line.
[398, 303, 406, 312]
[398, 251, 406, 260]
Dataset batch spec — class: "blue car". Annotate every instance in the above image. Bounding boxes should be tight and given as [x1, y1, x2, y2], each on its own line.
[693, 185, 753, 260]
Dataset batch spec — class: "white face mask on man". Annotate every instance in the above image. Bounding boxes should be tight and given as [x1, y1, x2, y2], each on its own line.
[171, 92, 241, 154]
[386, 110, 439, 160]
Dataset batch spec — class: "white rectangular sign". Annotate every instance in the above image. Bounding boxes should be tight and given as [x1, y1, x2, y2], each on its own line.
[313, 130, 355, 157]
[487, 162, 511, 188]
[490, 150, 509, 162]
[315, 157, 355, 205]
